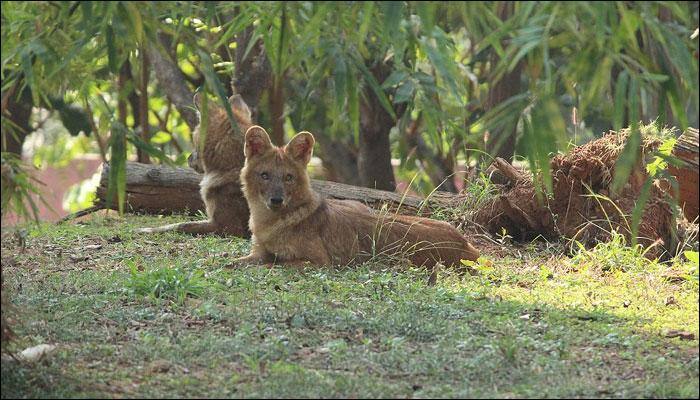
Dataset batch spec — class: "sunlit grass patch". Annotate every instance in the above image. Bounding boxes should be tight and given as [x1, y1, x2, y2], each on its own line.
[1, 215, 698, 398]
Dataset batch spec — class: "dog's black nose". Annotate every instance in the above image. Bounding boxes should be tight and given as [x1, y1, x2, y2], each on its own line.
[270, 197, 283, 205]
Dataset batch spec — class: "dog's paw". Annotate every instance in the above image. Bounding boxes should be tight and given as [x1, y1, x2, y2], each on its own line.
[225, 256, 258, 268]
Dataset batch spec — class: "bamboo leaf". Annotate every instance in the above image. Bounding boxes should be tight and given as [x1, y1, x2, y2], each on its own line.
[124, 2, 144, 42]
[419, 28, 462, 103]
[241, 31, 263, 62]
[379, 1, 403, 41]
[105, 23, 118, 74]
[353, 56, 396, 119]
[613, 70, 629, 130]
[215, 8, 255, 49]
[333, 54, 347, 111]
[347, 67, 360, 143]
[106, 121, 128, 215]
[394, 79, 416, 104]
[526, 96, 568, 195]
[416, 1, 436, 33]
[196, 49, 239, 135]
[661, 27, 697, 91]
[381, 70, 409, 89]
[127, 131, 176, 166]
[630, 176, 653, 247]
[357, 1, 375, 55]
[612, 77, 641, 193]
[666, 81, 689, 130]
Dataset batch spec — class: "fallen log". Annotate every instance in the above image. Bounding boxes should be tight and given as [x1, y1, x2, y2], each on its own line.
[96, 163, 206, 216]
[94, 162, 461, 234]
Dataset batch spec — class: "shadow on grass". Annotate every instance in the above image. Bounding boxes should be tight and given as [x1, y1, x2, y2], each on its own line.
[1, 260, 697, 399]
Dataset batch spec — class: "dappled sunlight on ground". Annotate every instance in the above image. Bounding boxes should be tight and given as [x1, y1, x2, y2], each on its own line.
[1, 215, 698, 398]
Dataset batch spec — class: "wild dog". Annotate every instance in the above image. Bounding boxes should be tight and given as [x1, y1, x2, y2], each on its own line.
[138, 94, 253, 236]
[234, 126, 480, 268]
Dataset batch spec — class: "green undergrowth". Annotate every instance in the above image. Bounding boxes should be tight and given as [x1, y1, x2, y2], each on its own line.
[1, 214, 698, 398]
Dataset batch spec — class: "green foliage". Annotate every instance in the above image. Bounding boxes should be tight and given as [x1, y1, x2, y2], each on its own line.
[430, 172, 498, 223]
[1, 1, 697, 213]
[571, 230, 652, 273]
[127, 261, 206, 305]
[628, 123, 681, 247]
[679, 250, 699, 285]
[0, 152, 47, 222]
[62, 175, 99, 214]
[106, 122, 127, 215]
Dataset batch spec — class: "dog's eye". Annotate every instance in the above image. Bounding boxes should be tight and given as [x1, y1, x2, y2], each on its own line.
[285, 174, 294, 182]
[260, 172, 269, 180]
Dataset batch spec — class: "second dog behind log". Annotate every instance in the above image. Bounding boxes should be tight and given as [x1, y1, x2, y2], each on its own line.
[137, 94, 253, 236]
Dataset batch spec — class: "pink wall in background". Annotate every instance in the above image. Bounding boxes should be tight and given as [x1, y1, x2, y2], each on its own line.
[2, 157, 102, 226]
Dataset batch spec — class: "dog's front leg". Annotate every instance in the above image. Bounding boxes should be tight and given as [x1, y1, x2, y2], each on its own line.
[227, 243, 272, 267]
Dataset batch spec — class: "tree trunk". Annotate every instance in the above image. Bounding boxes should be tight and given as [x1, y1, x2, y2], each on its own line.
[268, 75, 285, 146]
[1, 84, 32, 156]
[233, 25, 272, 119]
[315, 134, 360, 186]
[117, 61, 130, 125]
[485, 65, 521, 161]
[125, 60, 141, 131]
[358, 63, 396, 191]
[485, 1, 521, 162]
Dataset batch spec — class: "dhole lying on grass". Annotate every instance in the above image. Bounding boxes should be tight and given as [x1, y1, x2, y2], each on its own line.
[138, 94, 253, 236]
[233, 126, 480, 268]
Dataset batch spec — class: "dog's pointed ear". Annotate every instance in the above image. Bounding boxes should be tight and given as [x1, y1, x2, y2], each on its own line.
[285, 131, 315, 165]
[229, 94, 251, 124]
[244, 126, 273, 158]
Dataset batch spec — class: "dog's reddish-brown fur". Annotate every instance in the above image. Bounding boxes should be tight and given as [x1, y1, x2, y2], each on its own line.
[138, 94, 253, 236]
[235, 126, 480, 268]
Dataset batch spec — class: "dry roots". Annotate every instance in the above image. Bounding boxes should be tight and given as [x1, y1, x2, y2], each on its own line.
[474, 130, 676, 259]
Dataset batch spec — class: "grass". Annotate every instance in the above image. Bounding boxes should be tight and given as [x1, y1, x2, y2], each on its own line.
[1, 213, 698, 398]
[126, 260, 206, 304]
[430, 171, 499, 225]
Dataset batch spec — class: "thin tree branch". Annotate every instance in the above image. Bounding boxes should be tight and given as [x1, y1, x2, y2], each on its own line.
[147, 34, 198, 130]
[83, 99, 108, 163]
[138, 45, 150, 164]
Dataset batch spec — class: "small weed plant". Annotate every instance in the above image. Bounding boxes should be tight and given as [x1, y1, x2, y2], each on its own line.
[127, 260, 206, 304]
